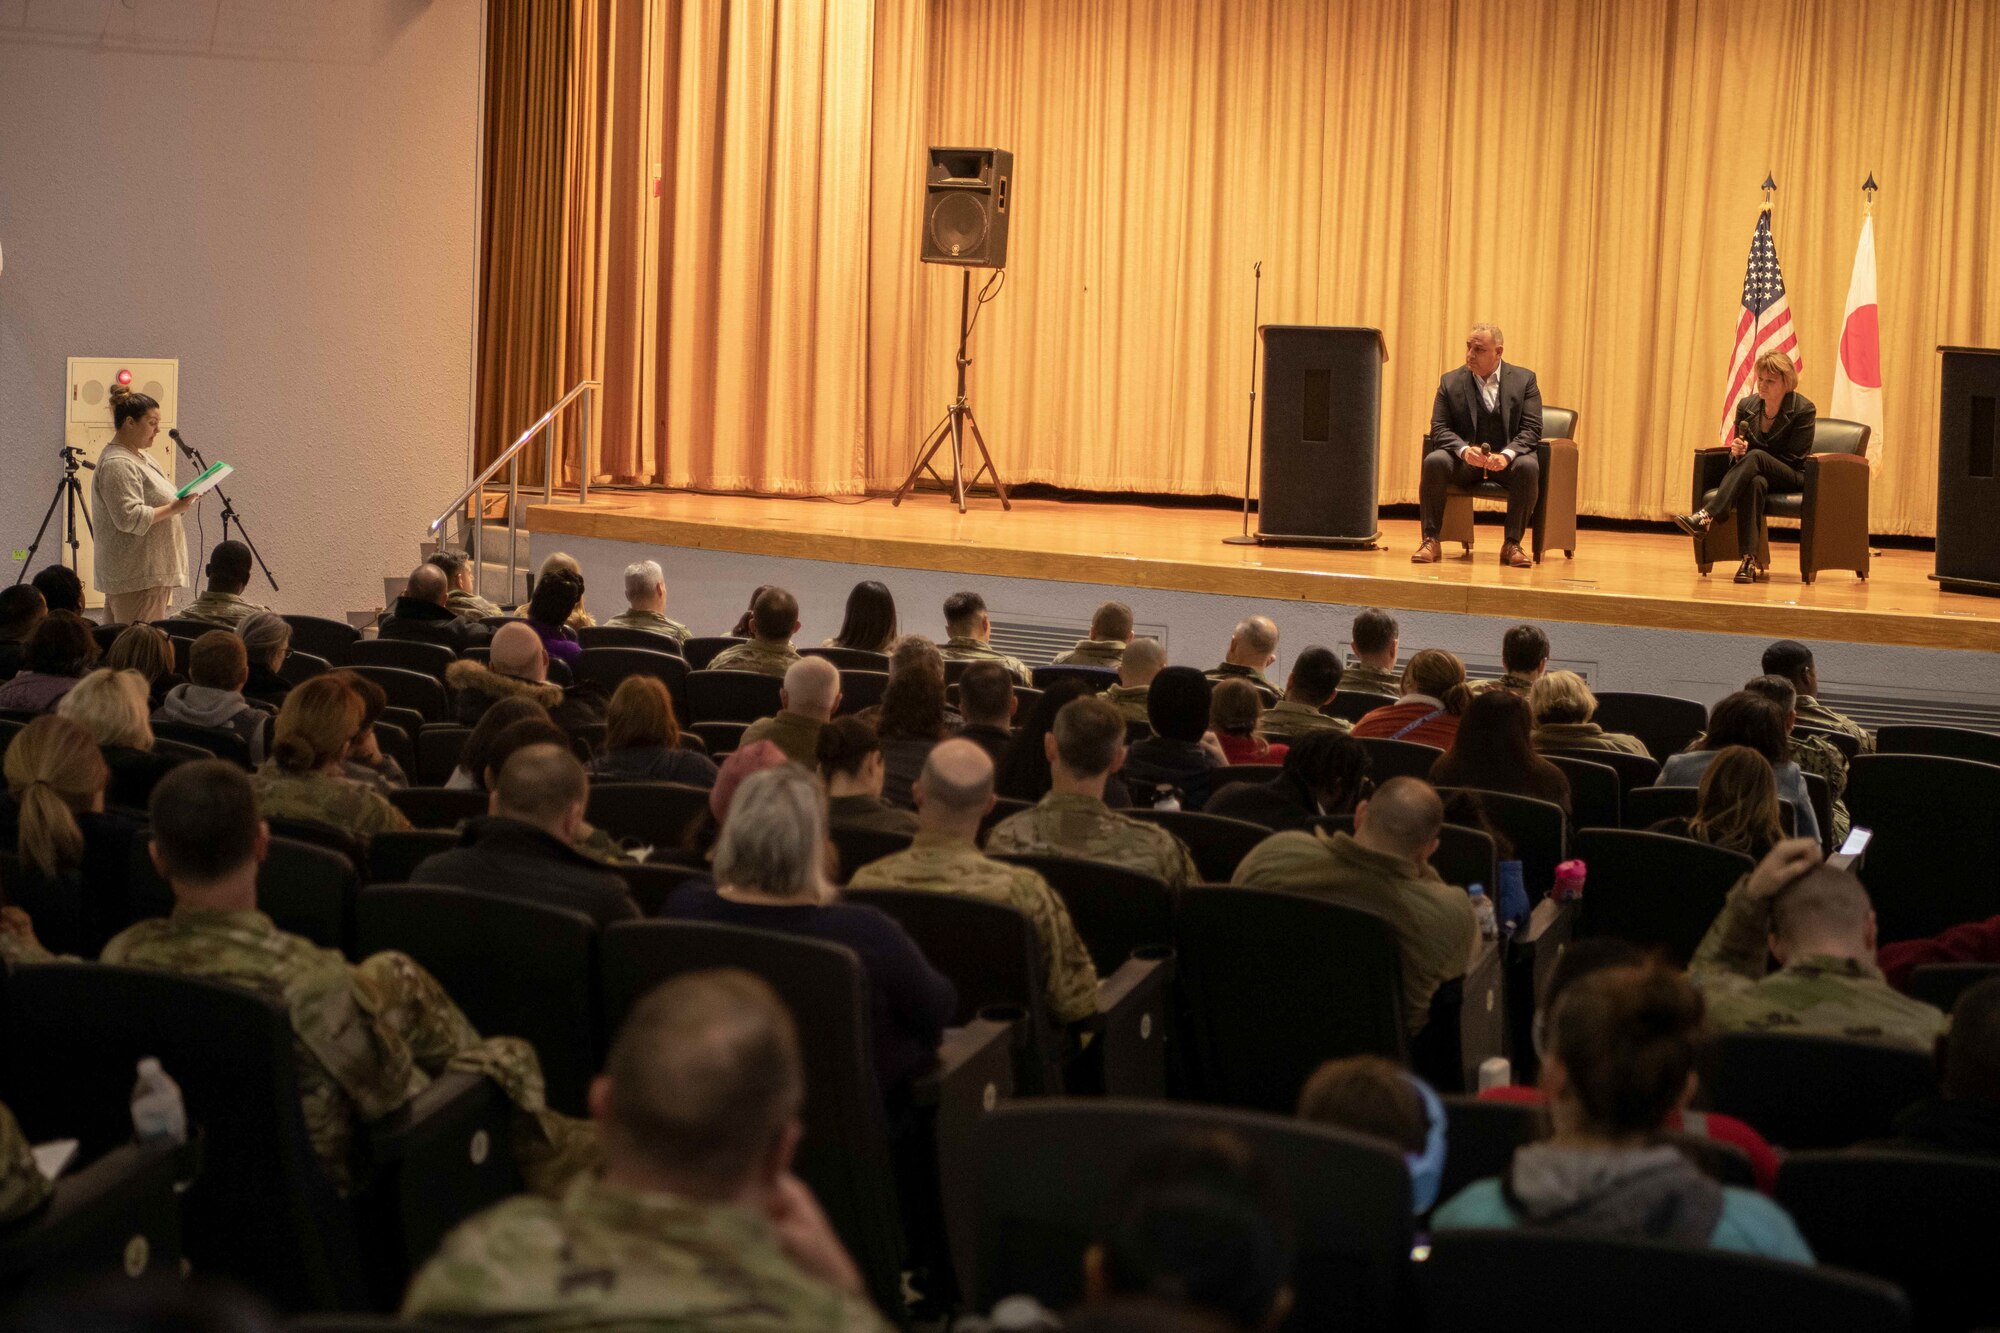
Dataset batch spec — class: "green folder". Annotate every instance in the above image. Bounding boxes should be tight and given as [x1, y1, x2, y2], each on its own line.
[177, 461, 234, 499]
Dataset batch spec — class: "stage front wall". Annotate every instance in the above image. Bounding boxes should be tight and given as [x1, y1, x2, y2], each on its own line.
[479, 0, 2000, 537]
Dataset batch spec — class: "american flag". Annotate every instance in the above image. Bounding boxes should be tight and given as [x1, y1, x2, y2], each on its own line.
[1717, 206, 1801, 444]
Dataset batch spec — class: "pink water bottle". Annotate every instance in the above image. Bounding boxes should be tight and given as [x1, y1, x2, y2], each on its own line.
[1552, 859, 1586, 902]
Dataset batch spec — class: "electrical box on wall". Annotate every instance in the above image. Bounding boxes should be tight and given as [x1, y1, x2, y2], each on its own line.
[62, 358, 178, 607]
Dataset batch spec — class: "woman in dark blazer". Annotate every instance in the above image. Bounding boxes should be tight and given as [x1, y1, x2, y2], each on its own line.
[1674, 350, 1816, 583]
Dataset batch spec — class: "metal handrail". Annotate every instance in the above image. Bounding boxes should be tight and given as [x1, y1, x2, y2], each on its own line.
[428, 379, 598, 607]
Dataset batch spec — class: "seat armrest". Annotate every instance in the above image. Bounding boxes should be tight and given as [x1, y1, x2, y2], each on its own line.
[0, 1140, 186, 1285]
[361, 1071, 520, 1301]
[1085, 951, 1173, 1097]
[915, 1019, 1016, 1303]
[1691, 448, 1735, 500]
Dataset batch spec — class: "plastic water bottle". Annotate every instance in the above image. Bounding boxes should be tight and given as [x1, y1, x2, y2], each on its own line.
[1152, 787, 1180, 812]
[1478, 1056, 1513, 1091]
[130, 1058, 187, 1146]
[1552, 859, 1587, 903]
[1468, 884, 1498, 941]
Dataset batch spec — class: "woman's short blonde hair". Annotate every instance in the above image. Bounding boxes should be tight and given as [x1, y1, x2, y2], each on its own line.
[1529, 669, 1598, 726]
[57, 668, 153, 750]
[104, 624, 174, 682]
[1753, 350, 1799, 395]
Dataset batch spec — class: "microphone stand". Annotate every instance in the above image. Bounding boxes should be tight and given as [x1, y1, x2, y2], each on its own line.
[1222, 260, 1263, 546]
[172, 431, 279, 592]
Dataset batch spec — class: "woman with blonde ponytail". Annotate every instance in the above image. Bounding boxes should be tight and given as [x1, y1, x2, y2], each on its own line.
[249, 675, 410, 839]
[1, 715, 143, 959]
[1350, 648, 1470, 749]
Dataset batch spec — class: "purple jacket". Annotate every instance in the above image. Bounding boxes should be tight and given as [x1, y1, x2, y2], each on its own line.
[524, 618, 582, 667]
[0, 672, 79, 714]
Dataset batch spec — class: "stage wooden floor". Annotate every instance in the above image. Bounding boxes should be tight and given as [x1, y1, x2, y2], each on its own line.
[529, 490, 2000, 653]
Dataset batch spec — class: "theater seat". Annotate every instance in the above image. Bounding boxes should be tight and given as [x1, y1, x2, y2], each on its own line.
[1691, 417, 1871, 584]
[1436, 404, 1581, 562]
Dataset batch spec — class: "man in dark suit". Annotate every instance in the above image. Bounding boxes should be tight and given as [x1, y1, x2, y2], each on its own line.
[1414, 323, 1543, 568]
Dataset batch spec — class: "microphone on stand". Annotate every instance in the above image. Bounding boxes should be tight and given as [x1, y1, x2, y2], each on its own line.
[167, 428, 202, 464]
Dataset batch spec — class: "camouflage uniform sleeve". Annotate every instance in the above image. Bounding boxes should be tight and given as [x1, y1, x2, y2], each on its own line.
[362, 790, 414, 835]
[1689, 879, 1773, 998]
[1021, 871, 1100, 1025]
[0, 1102, 51, 1226]
[1162, 831, 1200, 889]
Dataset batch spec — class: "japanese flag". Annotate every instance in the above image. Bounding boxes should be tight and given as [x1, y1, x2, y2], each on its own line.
[1830, 214, 1884, 467]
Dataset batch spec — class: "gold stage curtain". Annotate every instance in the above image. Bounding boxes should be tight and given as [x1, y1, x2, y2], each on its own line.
[480, 0, 2000, 535]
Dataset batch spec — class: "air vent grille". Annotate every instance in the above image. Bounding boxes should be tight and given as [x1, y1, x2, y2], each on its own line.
[989, 616, 1170, 667]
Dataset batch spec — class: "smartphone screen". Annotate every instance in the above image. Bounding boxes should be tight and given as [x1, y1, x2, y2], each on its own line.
[1828, 825, 1872, 872]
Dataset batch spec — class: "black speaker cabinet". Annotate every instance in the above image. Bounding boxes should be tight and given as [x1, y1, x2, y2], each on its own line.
[1933, 345, 2000, 595]
[923, 147, 1012, 269]
[1255, 325, 1388, 548]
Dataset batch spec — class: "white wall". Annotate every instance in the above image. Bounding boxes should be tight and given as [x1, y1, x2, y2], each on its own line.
[0, 0, 480, 618]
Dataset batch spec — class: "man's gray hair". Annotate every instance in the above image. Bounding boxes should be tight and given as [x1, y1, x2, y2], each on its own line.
[623, 560, 664, 601]
[712, 765, 832, 903]
[1469, 322, 1504, 347]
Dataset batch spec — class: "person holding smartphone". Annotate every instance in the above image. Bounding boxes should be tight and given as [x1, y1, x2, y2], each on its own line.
[1674, 350, 1817, 583]
[1414, 324, 1545, 568]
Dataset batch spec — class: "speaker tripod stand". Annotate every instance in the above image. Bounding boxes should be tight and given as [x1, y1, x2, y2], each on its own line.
[892, 267, 1011, 514]
[15, 447, 95, 586]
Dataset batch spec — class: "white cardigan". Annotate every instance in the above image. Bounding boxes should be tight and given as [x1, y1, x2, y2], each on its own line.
[89, 444, 188, 596]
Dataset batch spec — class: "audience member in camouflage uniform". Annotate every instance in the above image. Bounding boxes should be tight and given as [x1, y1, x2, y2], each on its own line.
[103, 761, 594, 1196]
[426, 549, 504, 621]
[1105, 637, 1165, 725]
[404, 970, 889, 1331]
[1469, 624, 1548, 698]
[179, 540, 269, 630]
[250, 674, 411, 839]
[1258, 646, 1351, 741]
[1053, 602, 1134, 668]
[604, 559, 692, 644]
[939, 591, 1031, 684]
[1339, 608, 1402, 700]
[1233, 777, 1475, 1035]
[986, 695, 1198, 888]
[710, 587, 805, 678]
[0, 1101, 50, 1226]
[1690, 838, 1946, 1052]
[741, 657, 840, 767]
[1763, 639, 1875, 752]
[1204, 615, 1280, 706]
[849, 740, 1099, 1024]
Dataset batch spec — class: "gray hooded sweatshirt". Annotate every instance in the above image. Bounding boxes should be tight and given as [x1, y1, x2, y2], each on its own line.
[152, 684, 270, 765]
[1502, 1143, 1725, 1246]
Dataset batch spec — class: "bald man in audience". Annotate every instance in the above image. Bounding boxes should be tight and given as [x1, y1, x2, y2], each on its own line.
[1106, 637, 1166, 725]
[1690, 839, 1946, 1052]
[1232, 777, 1475, 1034]
[986, 696, 1198, 888]
[405, 970, 888, 1330]
[741, 657, 842, 767]
[446, 621, 602, 730]
[380, 563, 491, 654]
[410, 743, 637, 926]
[1206, 616, 1280, 707]
[1054, 602, 1135, 668]
[710, 588, 804, 677]
[848, 739, 1100, 1025]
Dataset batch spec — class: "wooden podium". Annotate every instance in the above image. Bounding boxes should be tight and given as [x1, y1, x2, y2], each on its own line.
[1255, 325, 1388, 548]
[1933, 346, 2000, 596]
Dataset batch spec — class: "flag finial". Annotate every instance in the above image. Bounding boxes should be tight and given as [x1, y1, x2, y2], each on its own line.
[1862, 173, 1878, 216]
[1762, 173, 1777, 193]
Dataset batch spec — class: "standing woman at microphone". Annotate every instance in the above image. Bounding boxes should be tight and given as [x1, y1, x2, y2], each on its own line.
[91, 386, 195, 624]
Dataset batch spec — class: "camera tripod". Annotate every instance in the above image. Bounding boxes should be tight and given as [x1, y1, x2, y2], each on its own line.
[16, 447, 95, 586]
[892, 267, 1012, 514]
